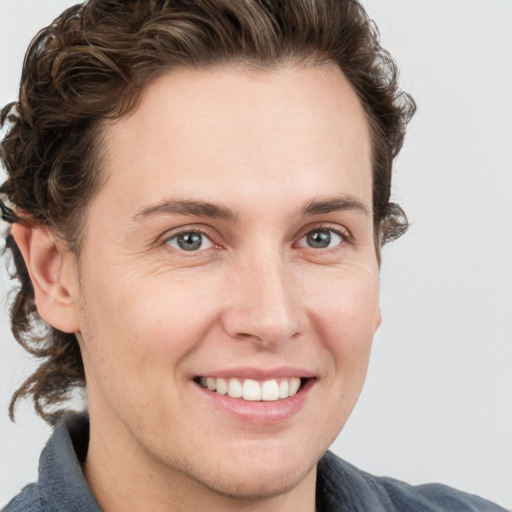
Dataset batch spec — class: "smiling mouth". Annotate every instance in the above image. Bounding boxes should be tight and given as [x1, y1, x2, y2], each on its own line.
[194, 376, 310, 402]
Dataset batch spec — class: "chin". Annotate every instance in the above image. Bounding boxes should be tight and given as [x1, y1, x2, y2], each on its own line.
[200, 461, 315, 501]
[180, 442, 320, 502]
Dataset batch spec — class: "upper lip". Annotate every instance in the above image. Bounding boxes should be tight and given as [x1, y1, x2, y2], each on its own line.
[194, 367, 316, 380]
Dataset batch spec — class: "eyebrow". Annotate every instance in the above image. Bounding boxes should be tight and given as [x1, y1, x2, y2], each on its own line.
[132, 194, 370, 223]
[301, 195, 370, 218]
[132, 199, 239, 222]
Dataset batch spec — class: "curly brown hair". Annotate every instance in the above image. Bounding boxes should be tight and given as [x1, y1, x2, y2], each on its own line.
[0, 0, 415, 424]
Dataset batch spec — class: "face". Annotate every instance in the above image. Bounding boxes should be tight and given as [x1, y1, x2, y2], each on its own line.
[67, 64, 381, 504]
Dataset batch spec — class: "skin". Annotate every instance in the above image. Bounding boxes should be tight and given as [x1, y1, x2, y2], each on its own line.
[14, 64, 381, 512]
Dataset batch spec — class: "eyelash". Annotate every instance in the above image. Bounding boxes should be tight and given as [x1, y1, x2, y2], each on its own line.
[161, 224, 352, 254]
[295, 224, 352, 252]
[163, 227, 217, 254]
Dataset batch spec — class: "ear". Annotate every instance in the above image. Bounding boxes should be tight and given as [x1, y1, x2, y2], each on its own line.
[11, 223, 80, 333]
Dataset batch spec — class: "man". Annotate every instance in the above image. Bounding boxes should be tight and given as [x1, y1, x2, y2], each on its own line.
[0, 0, 507, 511]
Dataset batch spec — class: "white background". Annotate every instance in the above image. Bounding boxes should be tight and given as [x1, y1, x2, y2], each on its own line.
[1, 0, 511, 508]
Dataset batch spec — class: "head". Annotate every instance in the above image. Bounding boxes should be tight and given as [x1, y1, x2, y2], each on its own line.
[1, 0, 414, 504]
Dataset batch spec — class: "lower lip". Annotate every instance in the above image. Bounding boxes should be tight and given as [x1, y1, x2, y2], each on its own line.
[194, 379, 315, 425]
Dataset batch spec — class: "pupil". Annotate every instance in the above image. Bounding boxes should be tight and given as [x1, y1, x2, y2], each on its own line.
[177, 232, 202, 251]
[307, 230, 331, 248]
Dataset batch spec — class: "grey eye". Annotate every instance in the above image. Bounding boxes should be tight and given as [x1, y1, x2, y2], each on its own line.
[299, 229, 343, 249]
[166, 232, 213, 252]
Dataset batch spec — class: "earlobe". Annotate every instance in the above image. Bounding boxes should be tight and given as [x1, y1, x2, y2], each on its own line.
[11, 223, 80, 333]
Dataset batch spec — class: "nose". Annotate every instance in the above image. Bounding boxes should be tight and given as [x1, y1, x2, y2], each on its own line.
[221, 252, 308, 346]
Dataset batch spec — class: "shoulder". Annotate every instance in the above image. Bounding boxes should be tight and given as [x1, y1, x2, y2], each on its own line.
[317, 451, 508, 512]
[3, 413, 101, 512]
[377, 477, 507, 512]
[2, 484, 45, 512]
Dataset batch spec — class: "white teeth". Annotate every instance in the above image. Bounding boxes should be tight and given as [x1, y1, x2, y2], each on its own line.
[289, 377, 301, 396]
[278, 379, 289, 399]
[216, 378, 228, 395]
[199, 376, 305, 401]
[227, 378, 243, 398]
[242, 379, 261, 401]
[261, 379, 280, 401]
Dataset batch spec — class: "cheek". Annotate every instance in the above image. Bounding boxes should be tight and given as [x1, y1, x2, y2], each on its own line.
[75, 271, 223, 424]
[309, 265, 380, 369]
[78, 268, 224, 369]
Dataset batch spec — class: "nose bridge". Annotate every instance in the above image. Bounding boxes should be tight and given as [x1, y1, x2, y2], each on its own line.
[222, 247, 304, 344]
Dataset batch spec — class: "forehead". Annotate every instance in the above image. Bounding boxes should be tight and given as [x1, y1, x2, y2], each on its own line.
[94, 64, 372, 221]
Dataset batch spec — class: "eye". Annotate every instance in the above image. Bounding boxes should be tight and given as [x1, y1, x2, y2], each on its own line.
[297, 228, 344, 249]
[165, 231, 214, 252]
